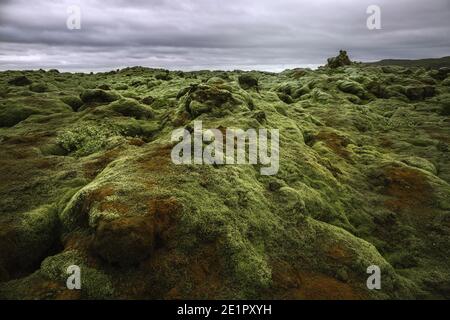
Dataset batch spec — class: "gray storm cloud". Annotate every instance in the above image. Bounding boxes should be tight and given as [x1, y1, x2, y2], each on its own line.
[0, 0, 449, 71]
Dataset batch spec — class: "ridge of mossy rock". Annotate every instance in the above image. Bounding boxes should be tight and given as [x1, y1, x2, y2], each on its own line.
[438, 95, 450, 115]
[0, 97, 72, 127]
[327, 50, 352, 69]
[238, 74, 259, 90]
[97, 84, 111, 90]
[105, 98, 155, 120]
[401, 157, 437, 175]
[114, 84, 128, 90]
[155, 71, 172, 81]
[379, 85, 408, 100]
[442, 77, 450, 86]
[0, 106, 40, 127]
[29, 82, 49, 93]
[56, 121, 119, 156]
[431, 67, 450, 80]
[141, 95, 155, 105]
[292, 85, 311, 99]
[0, 205, 59, 281]
[61, 96, 83, 111]
[277, 92, 294, 104]
[337, 80, 368, 99]
[404, 85, 435, 101]
[92, 216, 155, 267]
[8, 75, 32, 86]
[80, 89, 120, 104]
[182, 84, 239, 117]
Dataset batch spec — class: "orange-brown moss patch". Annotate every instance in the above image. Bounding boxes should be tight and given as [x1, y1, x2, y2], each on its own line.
[313, 131, 351, 159]
[139, 144, 173, 171]
[148, 197, 182, 244]
[423, 126, 450, 144]
[128, 137, 145, 146]
[270, 260, 365, 300]
[382, 166, 434, 213]
[83, 149, 120, 179]
[379, 136, 394, 148]
[99, 201, 129, 214]
[325, 244, 353, 262]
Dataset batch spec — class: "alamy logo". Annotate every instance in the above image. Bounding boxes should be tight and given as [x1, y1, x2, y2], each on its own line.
[366, 265, 381, 290]
[171, 121, 279, 175]
[66, 5, 81, 30]
[66, 265, 81, 290]
[366, 5, 381, 30]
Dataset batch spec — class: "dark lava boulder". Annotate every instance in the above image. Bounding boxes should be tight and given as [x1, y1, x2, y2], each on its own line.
[92, 216, 155, 267]
[80, 89, 119, 104]
[141, 95, 155, 105]
[277, 92, 294, 104]
[327, 50, 352, 69]
[238, 74, 259, 90]
[8, 75, 32, 86]
[405, 85, 435, 101]
[155, 71, 172, 81]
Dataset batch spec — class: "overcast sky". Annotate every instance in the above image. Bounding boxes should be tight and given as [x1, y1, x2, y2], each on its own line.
[0, 0, 449, 72]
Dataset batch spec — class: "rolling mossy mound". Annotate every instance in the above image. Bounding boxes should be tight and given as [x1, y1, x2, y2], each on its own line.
[0, 63, 449, 299]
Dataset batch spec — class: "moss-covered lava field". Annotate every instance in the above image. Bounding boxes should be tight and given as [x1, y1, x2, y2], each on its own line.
[0, 56, 450, 299]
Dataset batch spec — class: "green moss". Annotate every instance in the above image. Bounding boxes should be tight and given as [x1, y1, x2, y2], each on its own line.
[0, 205, 60, 277]
[61, 96, 83, 111]
[80, 89, 120, 104]
[8, 75, 32, 86]
[1, 63, 450, 299]
[404, 85, 435, 100]
[337, 80, 368, 99]
[29, 82, 49, 93]
[181, 84, 249, 118]
[41, 250, 114, 299]
[104, 98, 155, 119]
[0, 97, 71, 127]
[56, 121, 120, 156]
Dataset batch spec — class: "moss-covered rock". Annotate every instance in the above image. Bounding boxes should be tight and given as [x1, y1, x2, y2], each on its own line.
[105, 98, 155, 120]
[56, 121, 120, 156]
[80, 89, 119, 104]
[0, 205, 60, 281]
[8, 75, 32, 86]
[405, 85, 435, 100]
[1, 63, 450, 300]
[92, 216, 155, 266]
[0, 97, 72, 127]
[238, 74, 259, 90]
[29, 82, 49, 93]
[61, 96, 83, 111]
[182, 84, 244, 118]
[327, 50, 352, 69]
[337, 80, 368, 99]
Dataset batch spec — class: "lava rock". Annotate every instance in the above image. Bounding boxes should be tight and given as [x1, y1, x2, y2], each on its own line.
[238, 74, 259, 90]
[8, 75, 32, 86]
[93, 216, 155, 267]
[327, 50, 352, 69]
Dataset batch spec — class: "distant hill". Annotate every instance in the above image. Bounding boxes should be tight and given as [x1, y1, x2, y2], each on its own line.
[365, 56, 450, 69]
